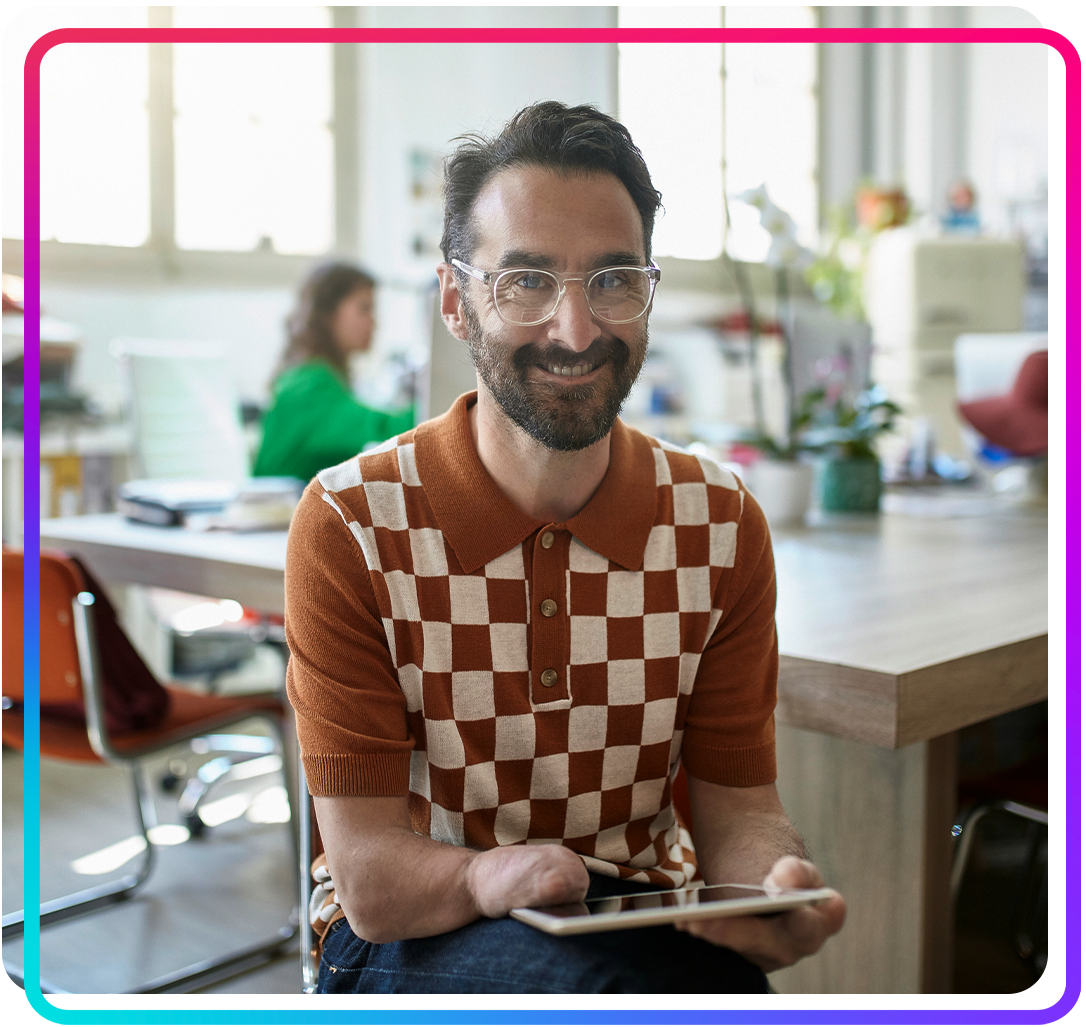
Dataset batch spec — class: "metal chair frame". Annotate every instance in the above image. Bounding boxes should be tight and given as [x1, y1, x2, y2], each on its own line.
[4, 583, 301, 994]
[951, 798, 1048, 970]
[298, 757, 319, 994]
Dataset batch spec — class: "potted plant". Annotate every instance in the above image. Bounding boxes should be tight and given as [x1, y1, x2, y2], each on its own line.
[800, 385, 903, 513]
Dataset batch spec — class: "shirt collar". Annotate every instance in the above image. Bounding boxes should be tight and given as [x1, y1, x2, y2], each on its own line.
[414, 392, 657, 573]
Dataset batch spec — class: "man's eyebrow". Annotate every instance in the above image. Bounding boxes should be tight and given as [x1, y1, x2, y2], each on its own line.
[494, 250, 647, 270]
[594, 251, 646, 268]
[495, 250, 557, 269]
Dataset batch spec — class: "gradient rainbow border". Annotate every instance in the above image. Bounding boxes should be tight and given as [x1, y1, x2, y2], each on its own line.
[16, 23, 1080, 1025]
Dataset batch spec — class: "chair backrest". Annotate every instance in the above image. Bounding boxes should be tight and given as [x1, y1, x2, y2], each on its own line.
[2, 548, 25, 703]
[111, 338, 251, 481]
[39, 551, 93, 708]
[2, 548, 87, 707]
[953, 332, 1049, 403]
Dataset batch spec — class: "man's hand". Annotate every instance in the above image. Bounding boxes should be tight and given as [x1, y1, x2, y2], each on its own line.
[466, 843, 590, 919]
[676, 855, 846, 972]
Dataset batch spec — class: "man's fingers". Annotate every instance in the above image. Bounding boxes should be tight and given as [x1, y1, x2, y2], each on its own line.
[677, 891, 847, 972]
[763, 856, 824, 891]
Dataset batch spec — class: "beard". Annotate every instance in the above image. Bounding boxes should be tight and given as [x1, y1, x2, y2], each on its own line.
[463, 302, 648, 452]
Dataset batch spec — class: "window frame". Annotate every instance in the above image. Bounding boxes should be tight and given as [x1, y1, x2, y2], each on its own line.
[3, 5, 355, 290]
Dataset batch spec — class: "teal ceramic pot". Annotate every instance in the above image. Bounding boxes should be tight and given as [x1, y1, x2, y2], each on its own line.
[817, 457, 882, 512]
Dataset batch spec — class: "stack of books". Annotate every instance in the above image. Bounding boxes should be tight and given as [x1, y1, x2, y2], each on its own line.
[117, 477, 304, 531]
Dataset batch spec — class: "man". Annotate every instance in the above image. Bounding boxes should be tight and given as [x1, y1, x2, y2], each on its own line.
[286, 101, 846, 994]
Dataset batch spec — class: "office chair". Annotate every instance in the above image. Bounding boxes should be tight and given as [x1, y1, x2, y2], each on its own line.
[1, 549, 300, 993]
[110, 337, 251, 482]
[951, 713, 1048, 981]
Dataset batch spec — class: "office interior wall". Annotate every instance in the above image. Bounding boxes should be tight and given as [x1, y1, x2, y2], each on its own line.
[354, 6, 617, 285]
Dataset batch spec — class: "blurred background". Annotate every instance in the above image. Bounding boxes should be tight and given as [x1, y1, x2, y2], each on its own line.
[1, 5, 1053, 995]
[2, 5, 1050, 547]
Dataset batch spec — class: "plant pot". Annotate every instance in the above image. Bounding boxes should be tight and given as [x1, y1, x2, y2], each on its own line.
[816, 457, 882, 513]
[745, 459, 814, 527]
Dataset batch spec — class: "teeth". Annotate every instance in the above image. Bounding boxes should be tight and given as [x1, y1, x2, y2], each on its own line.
[549, 362, 598, 377]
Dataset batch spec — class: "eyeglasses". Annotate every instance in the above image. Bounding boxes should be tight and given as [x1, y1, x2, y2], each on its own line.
[450, 258, 661, 326]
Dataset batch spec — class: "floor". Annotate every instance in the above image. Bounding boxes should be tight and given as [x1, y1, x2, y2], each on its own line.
[3, 646, 304, 995]
[3, 664, 1048, 995]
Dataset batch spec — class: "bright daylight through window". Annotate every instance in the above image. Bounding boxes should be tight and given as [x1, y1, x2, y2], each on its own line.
[617, 5, 817, 262]
[32, 6, 333, 255]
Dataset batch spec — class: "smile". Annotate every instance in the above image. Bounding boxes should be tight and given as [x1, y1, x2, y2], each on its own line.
[546, 359, 603, 378]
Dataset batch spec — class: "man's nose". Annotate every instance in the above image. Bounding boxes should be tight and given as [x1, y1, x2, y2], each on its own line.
[546, 282, 602, 352]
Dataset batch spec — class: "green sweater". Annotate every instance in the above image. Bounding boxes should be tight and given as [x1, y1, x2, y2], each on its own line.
[253, 360, 415, 482]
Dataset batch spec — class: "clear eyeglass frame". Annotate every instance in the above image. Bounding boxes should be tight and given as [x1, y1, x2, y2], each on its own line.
[450, 258, 661, 326]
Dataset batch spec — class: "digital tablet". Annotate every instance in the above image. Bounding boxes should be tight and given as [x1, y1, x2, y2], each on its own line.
[510, 883, 837, 936]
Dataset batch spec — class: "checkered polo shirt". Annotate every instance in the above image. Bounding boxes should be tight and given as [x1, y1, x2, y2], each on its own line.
[286, 393, 778, 888]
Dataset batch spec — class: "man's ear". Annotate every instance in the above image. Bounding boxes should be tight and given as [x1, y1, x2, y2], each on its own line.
[436, 263, 470, 341]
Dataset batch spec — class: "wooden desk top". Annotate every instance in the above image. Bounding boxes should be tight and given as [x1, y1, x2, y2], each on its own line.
[42, 506, 1048, 750]
[772, 509, 1047, 748]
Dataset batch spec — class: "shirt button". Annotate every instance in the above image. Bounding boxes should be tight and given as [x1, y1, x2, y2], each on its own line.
[541, 668, 558, 687]
[540, 599, 558, 618]
[541, 531, 555, 549]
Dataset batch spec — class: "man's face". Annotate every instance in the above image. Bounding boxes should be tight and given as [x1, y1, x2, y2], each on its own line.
[452, 166, 650, 452]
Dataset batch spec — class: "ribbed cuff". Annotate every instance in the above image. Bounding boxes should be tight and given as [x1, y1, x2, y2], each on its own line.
[303, 751, 411, 796]
[680, 740, 777, 787]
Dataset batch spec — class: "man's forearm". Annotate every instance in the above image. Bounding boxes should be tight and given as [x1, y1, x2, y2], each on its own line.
[685, 776, 809, 885]
[314, 795, 589, 943]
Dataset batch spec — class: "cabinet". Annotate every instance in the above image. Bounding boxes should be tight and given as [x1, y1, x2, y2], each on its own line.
[865, 230, 1026, 458]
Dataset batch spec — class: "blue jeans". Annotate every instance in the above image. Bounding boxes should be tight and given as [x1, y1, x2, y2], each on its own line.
[317, 875, 769, 994]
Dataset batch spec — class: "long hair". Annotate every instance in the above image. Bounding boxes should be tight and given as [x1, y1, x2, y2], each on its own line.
[440, 101, 663, 266]
[276, 262, 376, 379]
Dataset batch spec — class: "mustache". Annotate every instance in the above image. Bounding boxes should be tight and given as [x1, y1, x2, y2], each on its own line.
[511, 336, 630, 373]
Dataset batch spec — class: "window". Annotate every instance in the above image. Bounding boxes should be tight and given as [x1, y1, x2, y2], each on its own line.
[723, 6, 818, 262]
[21, 6, 334, 257]
[617, 7, 725, 261]
[36, 10, 149, 246]
[616, 6, 818, 263]
[171, 7, 333, 254]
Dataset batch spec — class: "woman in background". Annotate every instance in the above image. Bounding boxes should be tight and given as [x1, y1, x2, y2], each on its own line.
[254, 263, 415, 481]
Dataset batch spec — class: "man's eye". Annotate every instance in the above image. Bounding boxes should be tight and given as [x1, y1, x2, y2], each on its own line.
[512, 273, 547, 289]
[596, 271, 630, 290]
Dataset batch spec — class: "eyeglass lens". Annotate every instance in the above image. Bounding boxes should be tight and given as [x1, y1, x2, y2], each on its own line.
[493, 268, 654, 325]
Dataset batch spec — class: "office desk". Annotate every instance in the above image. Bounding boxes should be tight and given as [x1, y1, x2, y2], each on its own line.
[769, 508, 1048, 994]
[40, 515, 289, 614]
[39, 507, 1049, 993]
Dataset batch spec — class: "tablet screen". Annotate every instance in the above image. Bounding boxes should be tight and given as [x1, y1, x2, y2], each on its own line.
[551, 884, 793, 917]
[510, 883, 835, 935]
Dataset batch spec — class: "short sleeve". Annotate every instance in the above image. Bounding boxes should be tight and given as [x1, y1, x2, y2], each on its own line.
[680, 486, 778, 787]
[285, 481, 414, 796]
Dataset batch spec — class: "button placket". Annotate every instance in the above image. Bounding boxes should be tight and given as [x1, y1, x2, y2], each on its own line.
[529, 525, 568, 704]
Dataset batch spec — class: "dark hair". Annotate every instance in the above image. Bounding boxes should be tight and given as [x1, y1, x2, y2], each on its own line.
[440, 101, 662, 265]
[276, 262, 376, 378]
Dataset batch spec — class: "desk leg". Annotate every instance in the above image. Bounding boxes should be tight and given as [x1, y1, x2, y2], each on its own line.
[769, 724, 957, 994]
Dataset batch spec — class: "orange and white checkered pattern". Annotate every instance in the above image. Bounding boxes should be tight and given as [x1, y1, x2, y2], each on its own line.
[311, 432, 749, 887]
